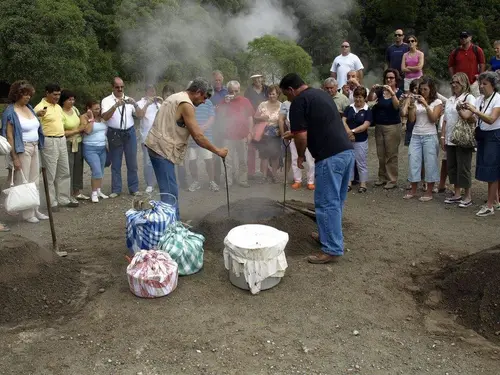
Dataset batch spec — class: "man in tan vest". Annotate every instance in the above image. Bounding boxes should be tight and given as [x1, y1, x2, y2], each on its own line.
[145, 78, 228, 219]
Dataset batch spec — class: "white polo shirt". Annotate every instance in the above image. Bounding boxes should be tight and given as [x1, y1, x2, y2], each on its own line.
[136, 98, 160, 142]
[101, 93, 136, 130]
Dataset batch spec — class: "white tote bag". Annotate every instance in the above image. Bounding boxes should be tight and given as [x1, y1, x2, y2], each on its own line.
[0, 135, 11, 155]
[2, 170, 40, 212]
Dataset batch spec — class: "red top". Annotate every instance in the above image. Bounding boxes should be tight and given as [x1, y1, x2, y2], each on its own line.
[448, 44, 485, 84]
[218, 96, 255, 140]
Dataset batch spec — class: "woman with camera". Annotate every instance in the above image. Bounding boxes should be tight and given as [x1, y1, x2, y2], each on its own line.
[253, 84, 282, 183]
[404, 76, 443, 201]
[81, 100, 109, 203]
[440, 73, 476, 208]
[463, 72, 500, 216]
[2, 80, 49, 223]
[368, 68, 403, 189]
[343, 86, 373, 193]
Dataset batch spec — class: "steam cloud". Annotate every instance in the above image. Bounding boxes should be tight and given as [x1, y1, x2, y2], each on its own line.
[118, 0, 354, 84]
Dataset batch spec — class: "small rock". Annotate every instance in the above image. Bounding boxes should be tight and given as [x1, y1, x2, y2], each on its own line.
[355, 364, 361, 370]
[107, 359, 112, 363]
[352, 330, 360, 336]
[411, 262, 416, 267]
[196, 350, 201, 353]
[495, 331, 500, 336]
[99, 288, 105, 293]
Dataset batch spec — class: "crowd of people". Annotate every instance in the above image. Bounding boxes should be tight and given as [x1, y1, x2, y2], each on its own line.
[0, 29, 499, 234]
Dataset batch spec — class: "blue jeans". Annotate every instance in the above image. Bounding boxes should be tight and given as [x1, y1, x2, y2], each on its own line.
[107, 128, 139, 194]
[142, 144, 155, 187]
[408, 134, 439, 183]
[148, 148, 180, 219]
[314, 150, 355, 256]
[83, 144, 106, 179]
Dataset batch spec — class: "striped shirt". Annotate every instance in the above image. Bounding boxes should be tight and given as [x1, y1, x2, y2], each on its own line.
[190, 100, 215, 146]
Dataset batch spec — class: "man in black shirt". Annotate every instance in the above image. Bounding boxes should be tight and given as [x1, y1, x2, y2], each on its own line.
[280, 73, 355, 264]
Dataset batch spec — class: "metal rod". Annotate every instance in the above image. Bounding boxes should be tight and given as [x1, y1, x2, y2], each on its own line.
[222, 158, 230, 217]
[282, 140, 291, 210]
[41, 167, 67, 257]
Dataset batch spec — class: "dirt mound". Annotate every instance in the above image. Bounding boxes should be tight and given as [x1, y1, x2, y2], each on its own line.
[435, 246, 500, 343]
[0, 234, 83, 325]
[194, 198, 320, 255]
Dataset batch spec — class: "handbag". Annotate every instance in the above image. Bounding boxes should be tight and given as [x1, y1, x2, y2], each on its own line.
[0, 135, 11, 155]
[451, 117, 476, 148]
[2, 170, 40, 212]
[252, 122, 267, 142]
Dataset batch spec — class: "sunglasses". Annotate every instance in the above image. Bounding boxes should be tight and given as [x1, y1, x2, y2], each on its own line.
[409, 40, 417, 43]
[114, 86, 124, 89]
[341, 45, 350, 48]
[395, 34, 403, 37]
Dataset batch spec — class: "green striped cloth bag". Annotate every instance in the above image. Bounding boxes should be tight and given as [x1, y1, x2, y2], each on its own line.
[157, 222, 205, 275]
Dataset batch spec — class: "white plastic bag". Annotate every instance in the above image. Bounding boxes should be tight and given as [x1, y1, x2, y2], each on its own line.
[0, 136, 11, 155]
[126, 250, 178, 298]
[2, 170, 40, 213]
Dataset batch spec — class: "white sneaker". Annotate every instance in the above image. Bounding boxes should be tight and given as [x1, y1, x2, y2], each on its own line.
[476, 206, 494, 217]
[26, 217, 39, 224]
[209, 181, 220, 192]
[109, 193, 119, 198]
[91, 193, 99, 203]
[35, 211, 49, 220]
[188, 181, 201, 192]
[145, 186, 153, 194]
[98, 191, 109, 199]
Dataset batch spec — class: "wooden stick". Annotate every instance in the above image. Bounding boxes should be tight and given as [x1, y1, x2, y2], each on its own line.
[41, 167, 67, 257]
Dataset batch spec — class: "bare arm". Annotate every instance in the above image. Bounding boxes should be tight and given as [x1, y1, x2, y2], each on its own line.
[293, 131, 308, 158]
[448, 66, 455, 78]
[367, 86, 378, 102]
[357, 69, 364, 83]
[201, 115, 215, 132]
[353, 120, 371, 133]
[408, 104, 416, 123]
[471, 106, 500, 125]
[101, 102, 120, 121]
[401, 53, 409, 73]
[181, 103, 226, 157]
[331, 72, 337, 79]
[6, 122, 20, 170]
[425, 103, 442, 123]
[81, 114, 94, 135]
[134, 103, 146, 119]
[278, 113, 286, 135]
[400, 98, 410, 117]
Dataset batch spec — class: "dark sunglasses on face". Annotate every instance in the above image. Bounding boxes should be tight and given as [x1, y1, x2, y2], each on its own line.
[341, 45, 350, 48]
[114, 86, 124, 89]
[395, 34, 403, 37]
[408, 40, 416, 43]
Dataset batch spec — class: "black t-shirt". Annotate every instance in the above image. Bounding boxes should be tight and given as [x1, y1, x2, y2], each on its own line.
[289, 88, 353, 162]
[244, 85, 269, 110]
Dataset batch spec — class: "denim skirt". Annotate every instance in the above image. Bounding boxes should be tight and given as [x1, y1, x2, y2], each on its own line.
[475, 128, 500, 182]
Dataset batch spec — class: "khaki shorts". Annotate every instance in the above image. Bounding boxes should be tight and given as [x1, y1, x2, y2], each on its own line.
[187, 147, 212, 161]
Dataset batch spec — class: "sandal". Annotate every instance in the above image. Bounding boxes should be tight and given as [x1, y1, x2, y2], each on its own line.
[403, 194, 414, 200]
[0, 223, 10, 232]
[358, 187, 367, 193]
[419, 196, 433, 202]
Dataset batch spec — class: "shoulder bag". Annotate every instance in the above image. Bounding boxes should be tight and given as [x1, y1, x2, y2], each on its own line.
[2, 170, 40, 212]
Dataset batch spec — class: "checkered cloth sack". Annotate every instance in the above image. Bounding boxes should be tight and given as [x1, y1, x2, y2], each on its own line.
[126, 200, 177, 254]
[126, 250, 178, 298]
[157, 222, 205, 275]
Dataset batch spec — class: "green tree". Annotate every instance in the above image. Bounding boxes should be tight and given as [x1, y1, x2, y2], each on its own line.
[0, 0, 114, 88]
[246, 35, 312, 83]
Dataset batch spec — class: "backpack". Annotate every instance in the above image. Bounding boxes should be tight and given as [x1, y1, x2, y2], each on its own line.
[453, 45, 480, 62]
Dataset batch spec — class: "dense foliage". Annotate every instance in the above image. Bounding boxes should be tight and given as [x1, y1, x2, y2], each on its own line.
[0, 0, 497, 97]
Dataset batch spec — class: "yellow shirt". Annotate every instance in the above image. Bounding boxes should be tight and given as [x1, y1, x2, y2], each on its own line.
[34, 98, 65, 136]
[62, 108, 82, 143]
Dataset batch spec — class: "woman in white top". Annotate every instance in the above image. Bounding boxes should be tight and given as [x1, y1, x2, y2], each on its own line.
[404, 76, 443, 201]
[463, 72, 500, 216]
[440, 73, 476, 207]
[2, 81, 49, 223]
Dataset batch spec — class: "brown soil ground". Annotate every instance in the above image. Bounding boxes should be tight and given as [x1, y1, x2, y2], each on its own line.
[1, 133, 500, 375]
